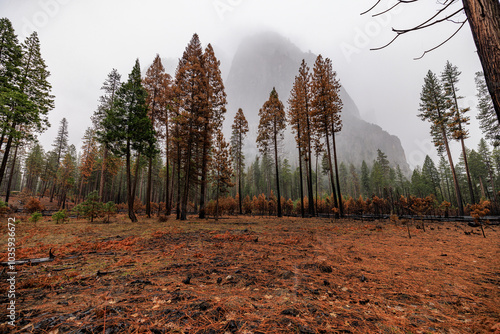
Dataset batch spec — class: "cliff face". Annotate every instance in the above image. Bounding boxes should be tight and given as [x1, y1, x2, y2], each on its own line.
[224, 31, 410, 174]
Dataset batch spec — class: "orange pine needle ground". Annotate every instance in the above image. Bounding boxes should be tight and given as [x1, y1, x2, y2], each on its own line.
[0, 214, 498, 333]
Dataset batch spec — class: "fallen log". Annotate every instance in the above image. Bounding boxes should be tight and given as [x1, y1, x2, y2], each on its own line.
[0, 249, 55, 266]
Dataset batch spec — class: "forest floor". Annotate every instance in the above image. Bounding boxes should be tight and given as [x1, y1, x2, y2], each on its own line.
[0, 213, 499, 334]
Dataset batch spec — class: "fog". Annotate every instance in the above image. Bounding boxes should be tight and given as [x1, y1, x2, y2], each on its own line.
[0, 0, 484, 168]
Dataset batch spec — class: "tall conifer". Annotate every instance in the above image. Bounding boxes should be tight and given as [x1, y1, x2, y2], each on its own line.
[257, 87, 286, 217]
[102, 59, 156, 222]
[230, 108, 249, 214]
[418, 70, 464, 215]
[442, 61, 475, 204]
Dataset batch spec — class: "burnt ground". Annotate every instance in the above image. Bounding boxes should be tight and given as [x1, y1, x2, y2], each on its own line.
[0, 215, 499, 333]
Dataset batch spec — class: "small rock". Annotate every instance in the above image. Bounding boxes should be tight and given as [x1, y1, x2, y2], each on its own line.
[341, 287, 349, 292]
[226, 275, 234, 281]
[182, 276, 191, 285]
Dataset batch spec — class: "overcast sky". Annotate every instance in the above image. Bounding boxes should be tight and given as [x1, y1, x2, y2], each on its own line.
[0, 0, 485, 169]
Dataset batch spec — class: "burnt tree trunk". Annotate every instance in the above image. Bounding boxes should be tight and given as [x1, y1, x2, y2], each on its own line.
[5, 144, 19, 203]
[99, 146, 108, 202]
[126, 141, 138, 222]
[273, 118, 282, 218]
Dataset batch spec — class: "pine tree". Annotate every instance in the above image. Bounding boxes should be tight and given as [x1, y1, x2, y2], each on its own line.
[0, 31, 53, 190]
[210, 130, 234, 220]
[411, 167, 425, 198]
[370, 161, 384, 197]
[143, 54, 171, 217]
[199, 43, 227, 219]
[4, 135, 23, 203]
[257, 87, 286, 217]
[173, 33, 206, 220]
[421, 155, 442, 199]
[361, 160, 370, 197]
[442, 61, 475, 204]
[463, 149, 489, 200]
[57, 151, 76, 209]
[102, 59, 156, 222]
[0, 17, 22, 142]
[418, 70, 464, 215]
[94, 69, 121, 202]
[288, 60, 315, 217]
[376, 149, 391, 183]
[280, 158, 292, 200]
[53, 118, 68, 162]
[349, 163, 361, 199]
[50, 118, 69, 202]
[24, 142, 44, 194]
[310, 55, 343, 215]
[476, 71, 500, 147]
[477, 138, 497, 205]
[230, 108, 249, 214]
[78, 127, 99, 202]
[438, 155, 454, 204]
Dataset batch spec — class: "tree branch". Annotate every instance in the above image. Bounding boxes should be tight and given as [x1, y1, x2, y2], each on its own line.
[413, 19, 468, 60]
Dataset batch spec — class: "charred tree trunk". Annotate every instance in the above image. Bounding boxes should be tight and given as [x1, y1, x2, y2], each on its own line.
[274, 120, 282, 218]
[238, 131, 243, 215]
[199, 125, 210, 219]
[5, 144, 19, 203]
[165, 124, 171, 215]
[298, 144, 305, 218]
[126, 141, 138, 222]
[0, 131, 14, 190]
[176, 143, 181, 220]
[99, 146, 108, 202]
[304, 89, 315, 217]
[146, 155, 153, 218]
[324, 130, 339, 214]
[331, 130, 344, 216]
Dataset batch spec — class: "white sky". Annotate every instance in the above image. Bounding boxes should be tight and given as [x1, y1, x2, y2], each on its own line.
[0, 0, 485, 169]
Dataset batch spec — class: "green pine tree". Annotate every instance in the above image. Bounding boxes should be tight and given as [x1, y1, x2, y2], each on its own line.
[476, 72, 500, 147]
[418, 70, 464, 215]
[0, 30, 54, 190]
[102, 59, 156, 222]
[442, 61, 475, 204]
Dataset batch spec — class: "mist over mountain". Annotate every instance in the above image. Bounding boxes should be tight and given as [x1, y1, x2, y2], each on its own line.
[224, 31, 411, 175]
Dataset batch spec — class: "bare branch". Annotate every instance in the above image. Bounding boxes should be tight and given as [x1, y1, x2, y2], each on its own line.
[394, 7, 464, 33]
[370, 34, 401, 51]
[372, 2, 402, 17]
[413, 20, 468, 60]
[360, 0, 382, 16]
